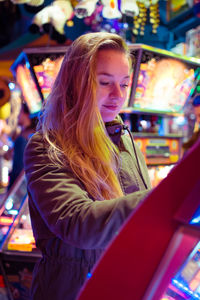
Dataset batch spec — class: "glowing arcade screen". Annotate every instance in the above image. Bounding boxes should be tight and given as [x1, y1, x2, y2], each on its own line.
[148, 165, 174, 188]
[33, 56, 64, 101]
[6, 199, 37, 253]
[0, 173, 27, 247]
[16, 62, 42, 116]
[162, 242, 200, 300]
[133, 56, 200, 114]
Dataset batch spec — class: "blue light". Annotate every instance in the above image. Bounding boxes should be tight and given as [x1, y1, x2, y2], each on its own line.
[26, 61, 30, 69]
[110, 28, 116, 33]
[114, 127, 121, 133]
[188, 290, 193, 295]
[8, 82, 15, 90]
[87, 272, 92, 278]
[172, 278, 200, 299]
[190, 206, 200, 225]
[8, 209, 18, 216]
[190, 216, 200, 224]
[5, 199, 13, 210]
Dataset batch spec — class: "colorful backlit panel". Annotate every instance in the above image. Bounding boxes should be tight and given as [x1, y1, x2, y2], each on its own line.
[16, 63, 42, 116]
[33, 56, 64, 101]
[148, 165, 174, 188]
[0, 174, 27, 240]
[134, 136, 181, 165]
[162, 242, 200, 300]
[133, 57, 200, 114]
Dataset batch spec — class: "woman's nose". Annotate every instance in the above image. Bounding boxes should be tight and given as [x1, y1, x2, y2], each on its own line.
[110, 83, 123, 99]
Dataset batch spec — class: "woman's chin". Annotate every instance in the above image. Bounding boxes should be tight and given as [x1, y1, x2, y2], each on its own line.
[101, 112, 119, 123]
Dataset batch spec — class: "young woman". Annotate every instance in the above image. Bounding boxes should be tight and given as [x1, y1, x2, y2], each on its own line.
[24, 32, 151, 300]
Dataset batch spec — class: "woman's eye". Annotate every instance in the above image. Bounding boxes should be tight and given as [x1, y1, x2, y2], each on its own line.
[121, 84, 129, 88]
[100, 81, 110, 86]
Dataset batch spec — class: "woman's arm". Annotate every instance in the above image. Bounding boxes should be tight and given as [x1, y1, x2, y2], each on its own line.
[24, 132, 150, 249]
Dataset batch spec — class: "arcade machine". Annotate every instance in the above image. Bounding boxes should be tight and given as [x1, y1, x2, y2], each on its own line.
[121, 44, 200, 187]
[10, 46, 67, 117]
[77, 133, 200, 300]
[0, 78, 13, 192]
[0, 47, 68, 299]
[0, 171, 41, 300]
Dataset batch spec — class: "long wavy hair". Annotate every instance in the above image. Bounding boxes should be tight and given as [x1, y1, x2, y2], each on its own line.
[39, 32, 130, 200]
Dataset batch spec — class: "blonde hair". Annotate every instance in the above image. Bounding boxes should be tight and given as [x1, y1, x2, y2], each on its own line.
[39, 32, 130, 200]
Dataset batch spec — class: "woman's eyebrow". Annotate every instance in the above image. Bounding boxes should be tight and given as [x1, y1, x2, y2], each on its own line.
[97, 72, 113, 77]
[97, 72, 130, 79]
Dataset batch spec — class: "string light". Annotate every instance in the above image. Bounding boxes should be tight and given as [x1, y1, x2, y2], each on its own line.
[149, 1, 160, 34]
[132, 0, 160, 36]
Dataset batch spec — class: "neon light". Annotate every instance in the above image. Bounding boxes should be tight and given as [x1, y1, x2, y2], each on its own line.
[87, 272, 92, 278]
[0, 216, 13, 225]
[190, 216, 200, 224]
[172, 278, 200, 299]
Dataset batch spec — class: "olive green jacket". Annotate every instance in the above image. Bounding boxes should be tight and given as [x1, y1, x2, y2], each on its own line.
[24, 122, 151, 300]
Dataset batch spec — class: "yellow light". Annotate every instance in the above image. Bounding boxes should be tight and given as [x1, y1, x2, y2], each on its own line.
[67, 20, 74, 27]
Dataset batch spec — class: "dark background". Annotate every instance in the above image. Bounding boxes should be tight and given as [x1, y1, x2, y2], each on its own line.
[0, 0, 200, 57]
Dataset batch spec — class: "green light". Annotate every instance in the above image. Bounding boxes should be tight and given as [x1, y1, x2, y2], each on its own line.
[197, 86, 200, 93]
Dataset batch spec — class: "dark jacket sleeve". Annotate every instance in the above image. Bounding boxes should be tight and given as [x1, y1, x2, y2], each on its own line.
[24, 132, 151, 250]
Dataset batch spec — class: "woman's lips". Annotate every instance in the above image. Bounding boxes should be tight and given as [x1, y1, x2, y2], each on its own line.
[104, 105, 118, 111]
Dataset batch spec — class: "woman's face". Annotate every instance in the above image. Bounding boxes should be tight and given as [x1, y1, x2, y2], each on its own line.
[96, 49, 130, 122]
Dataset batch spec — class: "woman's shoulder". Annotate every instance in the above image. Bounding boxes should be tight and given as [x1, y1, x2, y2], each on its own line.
[25, 130, 46, 155]
[28, 130, 43, 140]
[27, 130, 45, 144]
[24, 130, 54, 172]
